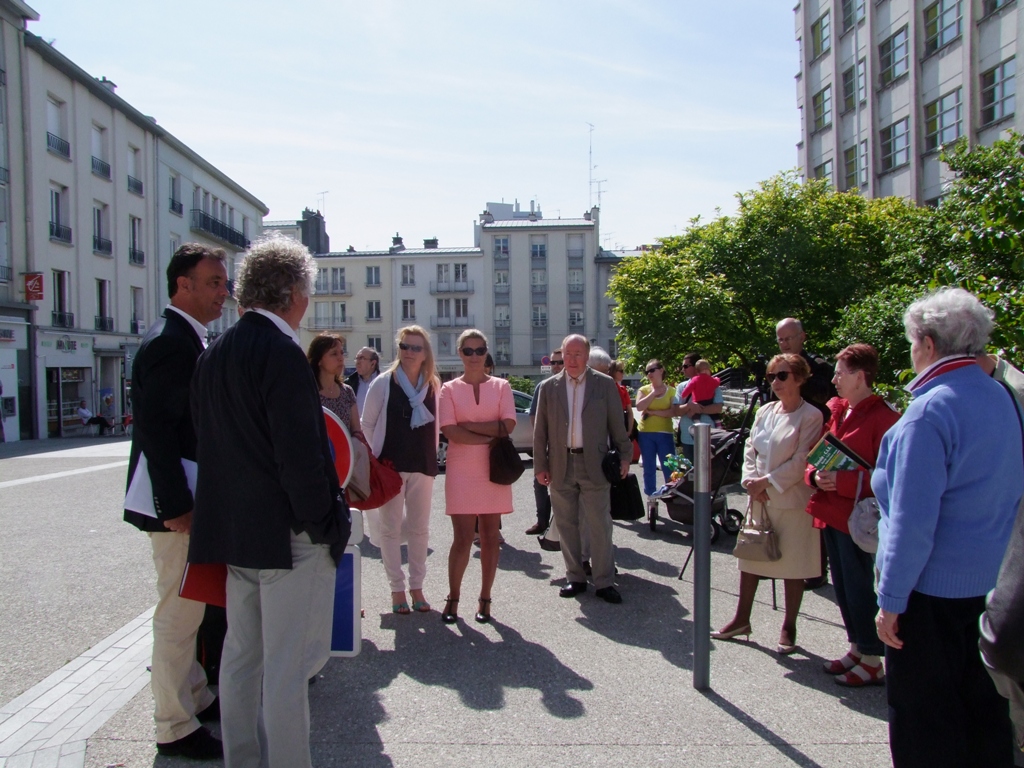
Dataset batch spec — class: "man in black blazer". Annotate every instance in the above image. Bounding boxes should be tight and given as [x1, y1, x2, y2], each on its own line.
[123, 244, 228, 759]
[189, 235, 351, 768]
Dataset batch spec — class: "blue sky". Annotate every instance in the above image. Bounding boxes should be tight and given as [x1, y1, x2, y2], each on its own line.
[32, 1, 800, 251]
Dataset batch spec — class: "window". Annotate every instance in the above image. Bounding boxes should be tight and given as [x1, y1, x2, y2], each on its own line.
[811, 11, 831, 58]
[127, 146, 143, 196]
[924, 88, 962, 151]
[401, 264, 415, 286]
[813, 159, 834, 185]
[568, 234, 585, 258]
[331, 267, 346, 292]
[92, 204, 111, 254]
[314, 302, 330, 327]
[169, 173, 182, 214]
[608, 338, 618, 358]
[530, 236, 546, 260]
[842, 59, 867, 111]
[531, 268, 547, 286]
[495, 305, 510, 327]
[569, 304, 584, 327]
[880, 27, 909, 86]
[170, 234, 180, 259]
[812, 86, 832, 131]
[454, 263, 468, 284]
[880, 117, 910, 171]
[46, 97, 69, 157]
[568, 268, 584, 291]
[984, 0, 1013, 13]
[366, 300, 381, 321]
[315, 268, 329, 293]
[454, 298, 468, 320]
[333, 302, 347, 324]
[495, 340, 510, 361]
[859, 140, 868, 187]
[924, 0, 962, 54]
[437, 298, 450, 318]
[532, 304, 548, 326]
[129, 216, 144, 265]
[96, 279, 111, 330]
[131, 287, 143, 326]
[494, 236, 509, 256]
[436, 263, 450, 286]
[90, 125, 109, 179]
[843, 143, 868, 191]
[402, 299, 416, 321]
[842, 0, 865, 30]
[366, 265, 381, 287]
[367, 336, 382, 353]
[53, 269, 69, 312]
[981, 58, 1016, 125]
[49, 185, 71, 243]
[495, 270, 509, 286]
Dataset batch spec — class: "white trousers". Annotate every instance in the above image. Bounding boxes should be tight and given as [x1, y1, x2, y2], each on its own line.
[149, 531, 214, 743]
[220, 532, 335, 768]
[377, 472, 433, 592]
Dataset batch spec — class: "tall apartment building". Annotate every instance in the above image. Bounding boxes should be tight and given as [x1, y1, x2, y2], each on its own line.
[0, 1, 267, 441]
[795, 0, 1019, 204]
[301, 201, 606, 379]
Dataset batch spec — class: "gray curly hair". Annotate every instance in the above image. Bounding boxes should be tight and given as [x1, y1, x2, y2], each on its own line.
[235, 234, 317, 311]
[903, 287, 994, 357]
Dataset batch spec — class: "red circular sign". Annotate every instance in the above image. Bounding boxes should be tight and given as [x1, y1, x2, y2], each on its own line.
[322, 407, 354, 487]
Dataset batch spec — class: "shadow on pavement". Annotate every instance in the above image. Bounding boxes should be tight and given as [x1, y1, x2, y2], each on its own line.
[495, 541, 559, 582]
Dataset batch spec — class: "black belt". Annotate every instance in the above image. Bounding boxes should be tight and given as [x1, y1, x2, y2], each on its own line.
[567, 447, 584, 454]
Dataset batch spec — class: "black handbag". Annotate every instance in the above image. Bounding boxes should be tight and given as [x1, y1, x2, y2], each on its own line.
[610, 473, 645, 520]
[602, 448, 622, 484]
[489, 420, 525, 485]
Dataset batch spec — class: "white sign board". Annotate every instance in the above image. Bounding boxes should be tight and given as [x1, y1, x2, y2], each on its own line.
[540, 365, 552, 374]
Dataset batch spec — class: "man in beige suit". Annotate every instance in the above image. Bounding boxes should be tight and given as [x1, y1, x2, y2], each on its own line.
[534, 335, 632, 603]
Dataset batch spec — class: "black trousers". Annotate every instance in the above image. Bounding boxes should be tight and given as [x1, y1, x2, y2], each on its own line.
[886, 591, 1013, 768]
[533, 476, 551, 527]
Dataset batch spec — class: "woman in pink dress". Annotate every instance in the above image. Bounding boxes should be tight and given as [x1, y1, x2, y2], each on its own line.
[438, 329, 516, 624]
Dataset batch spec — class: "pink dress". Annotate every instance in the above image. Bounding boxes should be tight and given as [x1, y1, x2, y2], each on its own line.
[438, 376, 516, 516]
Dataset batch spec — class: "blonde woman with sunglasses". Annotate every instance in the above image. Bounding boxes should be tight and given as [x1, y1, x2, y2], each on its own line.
[437, 329, 516, 624]
[361, 326, 440, 616]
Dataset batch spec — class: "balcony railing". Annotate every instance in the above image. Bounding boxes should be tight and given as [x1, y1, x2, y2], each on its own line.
[46, 132, 70, 159]
[131, 318, 144, 334]
[430, 280, 474, 294]
[169, 198, 183, 215]
[495, 318, 510, 327]
[91, 156, 111, 179]
[569, 318, 584, 328]
[567, 248, 586, 259]
[494, 249, 509, 260]
[365, 314, 382, 322]
[531, 251, 547, 261]
[0, 166, 9, 184]
[94, 315, 113, 332]
[568, 283, 584, 294]
[494, 283, 510, 294]
[495, 352, 510, 362]
[190, 209, 249, 250]
[307, 317, 352, 330]
[532, 318, 548, 327]
[93, 235, 112, 255]
[127, 176, 144, 196]
[0, 265, 11, 282]
[430, 314, 474, 329]
[49, 221, 72, 243]
[331, 281, 352, 296]
[52, 311, 74, 328]
[129, 248, 145, 266]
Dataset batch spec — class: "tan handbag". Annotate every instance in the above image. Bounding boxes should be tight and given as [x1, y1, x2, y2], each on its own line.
[346, 437, 371, 501]
[732, 498, 781, 562]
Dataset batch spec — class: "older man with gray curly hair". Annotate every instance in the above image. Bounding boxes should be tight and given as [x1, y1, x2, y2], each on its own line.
[189, 234, 351, 768]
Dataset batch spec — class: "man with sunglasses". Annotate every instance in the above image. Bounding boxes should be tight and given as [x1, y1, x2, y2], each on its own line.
[673, 352, 724, 463]
[533, 335, 632, 603]
[526, 349, 563, 537]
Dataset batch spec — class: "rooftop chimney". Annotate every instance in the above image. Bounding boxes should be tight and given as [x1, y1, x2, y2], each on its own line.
[392, 232, 404, 248]
[97, 76, 116, 93]
[424, 238, 438, 249]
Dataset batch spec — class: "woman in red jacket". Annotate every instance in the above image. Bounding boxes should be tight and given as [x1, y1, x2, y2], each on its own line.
[806, 344, 900, 687]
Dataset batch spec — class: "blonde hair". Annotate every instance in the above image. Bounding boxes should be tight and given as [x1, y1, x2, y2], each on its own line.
[694, 359, 712, 375]
[456, 328, 487, 349]
[388, 325, 440, 392]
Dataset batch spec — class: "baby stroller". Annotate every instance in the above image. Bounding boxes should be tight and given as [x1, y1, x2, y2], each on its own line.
[648, 426, 747, 543]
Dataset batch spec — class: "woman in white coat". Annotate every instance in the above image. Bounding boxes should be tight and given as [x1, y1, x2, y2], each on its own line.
[712, 353, 823, 654]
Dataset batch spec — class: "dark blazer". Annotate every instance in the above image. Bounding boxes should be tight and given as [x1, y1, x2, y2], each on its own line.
[188, 312, 351, 570]
[532, 367, 632, 487]
[123, 309, 204, 533]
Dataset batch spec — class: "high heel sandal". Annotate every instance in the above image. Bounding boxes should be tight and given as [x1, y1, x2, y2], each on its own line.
[776, 628, 798, 655]
[710, 623, 751, 641]
[475, 598, 492, 624]
[441, 596, 459, 624]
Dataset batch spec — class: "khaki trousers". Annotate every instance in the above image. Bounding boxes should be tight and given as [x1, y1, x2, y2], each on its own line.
[149, 531, 214, 743]
[550, 454, 614, 588]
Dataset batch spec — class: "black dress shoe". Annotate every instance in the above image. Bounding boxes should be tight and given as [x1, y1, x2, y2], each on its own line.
[538, 536, 561, 552]
[525, 522, 546, 535]
[595, 586, 622, 604]
[804, 576, 828, 590]
[559, 582, 587, 598]
[196, 697, 219, 723]
[156, 726, 223, 759]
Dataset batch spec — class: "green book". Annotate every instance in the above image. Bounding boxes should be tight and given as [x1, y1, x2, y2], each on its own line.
[807, 432, 871, 471]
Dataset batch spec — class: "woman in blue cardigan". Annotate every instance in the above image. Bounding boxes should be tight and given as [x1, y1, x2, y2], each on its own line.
[872, 288, 1023, 768]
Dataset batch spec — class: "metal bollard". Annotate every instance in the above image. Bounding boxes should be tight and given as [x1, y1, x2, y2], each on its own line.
[692, 422, 712, 691]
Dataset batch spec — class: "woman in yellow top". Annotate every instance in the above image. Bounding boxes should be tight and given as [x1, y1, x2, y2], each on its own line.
[635, 359, 677, 514]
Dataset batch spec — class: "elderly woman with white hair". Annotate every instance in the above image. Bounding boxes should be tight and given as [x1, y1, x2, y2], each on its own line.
[872, 287, 1023, 768]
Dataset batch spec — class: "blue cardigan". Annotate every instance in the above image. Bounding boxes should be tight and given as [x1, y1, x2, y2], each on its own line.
[872, 363, 1023, 614]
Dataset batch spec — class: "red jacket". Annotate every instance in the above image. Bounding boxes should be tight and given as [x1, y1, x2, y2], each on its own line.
[804, 394, 901, 533]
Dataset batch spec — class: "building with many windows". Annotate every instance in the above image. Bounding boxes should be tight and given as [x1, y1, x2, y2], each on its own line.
[795, 0, 1019, 204]
[301, 201, 609, 380]
[0, 1, 266, 440]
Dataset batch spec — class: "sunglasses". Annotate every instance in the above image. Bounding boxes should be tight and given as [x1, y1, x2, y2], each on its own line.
[551, 360, 564, 366]
[398, 342, 424, 353]
[461, 346, 488, 356]
[645, 365, 663, 374]
[766, 370, 791, 383]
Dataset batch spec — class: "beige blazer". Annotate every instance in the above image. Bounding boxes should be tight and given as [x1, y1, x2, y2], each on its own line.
[742, 400, 823, 509]
[533, 367, 633, 487]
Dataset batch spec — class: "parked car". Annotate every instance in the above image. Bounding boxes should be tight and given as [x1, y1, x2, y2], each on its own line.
[437, 389, 533, 471]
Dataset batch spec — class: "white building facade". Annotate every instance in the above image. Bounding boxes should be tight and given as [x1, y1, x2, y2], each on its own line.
[795, 0, 1020, 204]
[0, 3, 266, 440]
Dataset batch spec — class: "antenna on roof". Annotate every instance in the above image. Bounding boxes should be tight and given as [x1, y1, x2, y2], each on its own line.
[317, 191, 329, 215]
